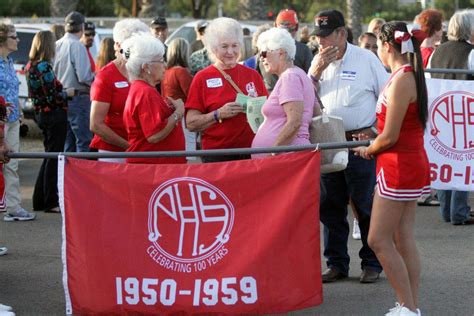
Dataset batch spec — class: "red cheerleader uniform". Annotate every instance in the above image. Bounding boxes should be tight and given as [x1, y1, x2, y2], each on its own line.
[375, 65, 430, 200]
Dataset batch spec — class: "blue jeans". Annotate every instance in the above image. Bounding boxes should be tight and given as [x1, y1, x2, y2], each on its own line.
[64, 95, 92, 152]
[320, 152, 382, 275]
[437, 190, 471, 224]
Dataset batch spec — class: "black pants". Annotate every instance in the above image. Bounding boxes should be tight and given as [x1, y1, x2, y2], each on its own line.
[33, 109, 67, 211]
[201, 154, 251, 163]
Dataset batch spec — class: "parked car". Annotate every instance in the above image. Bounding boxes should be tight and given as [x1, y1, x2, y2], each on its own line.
[165, 20, 257, 46]
[11, 24, 112, 123]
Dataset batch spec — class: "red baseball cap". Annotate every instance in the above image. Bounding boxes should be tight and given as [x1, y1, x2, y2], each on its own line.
[275, 9, 299, 32]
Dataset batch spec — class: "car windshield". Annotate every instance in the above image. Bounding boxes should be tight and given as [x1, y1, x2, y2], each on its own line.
[10, 32, 35, 65]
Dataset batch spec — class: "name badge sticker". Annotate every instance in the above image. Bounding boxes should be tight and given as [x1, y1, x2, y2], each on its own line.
[206, 78, 223, 88]
[114, 81, 129, 88]
[341, 71, 356, 81]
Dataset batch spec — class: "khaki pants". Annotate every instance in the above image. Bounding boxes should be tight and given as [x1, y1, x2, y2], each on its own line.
[4, 120, 21, 213]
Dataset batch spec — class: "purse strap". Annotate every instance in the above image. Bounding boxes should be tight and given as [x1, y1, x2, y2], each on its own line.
[214, 65, 244, 95]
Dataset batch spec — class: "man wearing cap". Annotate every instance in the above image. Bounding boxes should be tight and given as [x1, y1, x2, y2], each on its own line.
[80, 21, 96, 72]
[308, 9, 388, 284]
[54, 11, 94, 152]
[275, 9, 313, 73]
[150, 16, 168, 58]
[190, 20, 208, 53]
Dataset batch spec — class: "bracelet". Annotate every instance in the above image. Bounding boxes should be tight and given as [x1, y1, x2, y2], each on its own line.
[213, 110, 222, 123]
[370, 126, 378, 135]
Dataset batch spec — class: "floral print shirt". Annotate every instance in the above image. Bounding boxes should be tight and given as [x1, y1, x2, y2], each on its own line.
[25, 60, 67, 112]
[0, 56, 20, 122]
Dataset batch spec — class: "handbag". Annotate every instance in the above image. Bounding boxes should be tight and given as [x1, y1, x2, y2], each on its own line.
[309, 91, 348, 174]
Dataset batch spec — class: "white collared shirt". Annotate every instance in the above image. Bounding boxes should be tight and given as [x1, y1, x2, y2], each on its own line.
[310, 44, 389, 131]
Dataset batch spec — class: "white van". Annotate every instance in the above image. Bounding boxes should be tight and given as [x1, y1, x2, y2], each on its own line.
[11, 24, 112, 121]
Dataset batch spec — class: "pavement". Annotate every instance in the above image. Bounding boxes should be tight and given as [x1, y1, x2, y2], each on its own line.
[0, 121, 473, 315]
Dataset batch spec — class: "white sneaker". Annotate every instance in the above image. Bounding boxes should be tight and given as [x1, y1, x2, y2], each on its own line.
[4, 207, 36, 222]
[399, 307, 419, 315]
[352, 219, 361, 240]
[0, 304, 12, 312]
[0, 247, 7, 256]
[385, 302, 403, 315]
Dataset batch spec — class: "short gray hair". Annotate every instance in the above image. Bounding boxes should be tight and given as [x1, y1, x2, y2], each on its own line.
[122, 33, 165, 81]
[257, 27, 296, 60]
[204, 17, 243, 62]
[448, 10, 473, 41]
[113, 18, 149, 44]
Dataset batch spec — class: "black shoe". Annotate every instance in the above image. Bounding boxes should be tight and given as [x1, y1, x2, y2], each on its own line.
[360, 268, 380, 283]
[453, 217, 474, 225]
[322, 268, 347, 283]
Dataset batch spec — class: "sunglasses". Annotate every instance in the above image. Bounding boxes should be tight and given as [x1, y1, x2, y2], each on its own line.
[85, 33, 96, 37]
[260, 51, 269, 58]
[8, 35, 18, 40]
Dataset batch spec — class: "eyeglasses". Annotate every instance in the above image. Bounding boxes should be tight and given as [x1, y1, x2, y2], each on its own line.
[8, 35, 18, 40]
[149, 59, 165, 65]
[260, 50, 275, 58]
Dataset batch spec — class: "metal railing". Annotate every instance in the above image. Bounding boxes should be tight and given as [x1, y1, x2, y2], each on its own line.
[7, 141, 369, 159]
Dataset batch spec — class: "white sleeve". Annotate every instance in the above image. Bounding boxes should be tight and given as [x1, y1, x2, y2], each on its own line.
[468, 50, 474, 70]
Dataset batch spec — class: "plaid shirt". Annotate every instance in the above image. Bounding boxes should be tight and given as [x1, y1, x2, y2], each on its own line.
[189, 47, 211, 76]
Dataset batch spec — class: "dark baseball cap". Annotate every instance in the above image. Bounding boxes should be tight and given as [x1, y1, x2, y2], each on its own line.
[313, 10, 345, 37]
[84, 22, 95, 32]
[151, 16, 168, 29]
[65, 11, 85, 26]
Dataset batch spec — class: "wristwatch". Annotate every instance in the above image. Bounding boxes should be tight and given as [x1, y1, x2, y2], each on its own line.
[173, 112, 179, 126]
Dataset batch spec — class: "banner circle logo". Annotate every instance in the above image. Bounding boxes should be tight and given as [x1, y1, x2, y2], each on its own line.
[430, 90, 474, 154]
[148, 177, 234, 264]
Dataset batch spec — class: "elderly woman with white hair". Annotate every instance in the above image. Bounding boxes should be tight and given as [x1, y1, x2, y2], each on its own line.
[185, 17, 268, 163]
[251, 27, 315, 158]
[122, 33, 185, 164]
[89, 19, 148, 163]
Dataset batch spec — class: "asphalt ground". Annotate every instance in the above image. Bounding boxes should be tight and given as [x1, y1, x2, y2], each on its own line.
[0, 120, 473, 315]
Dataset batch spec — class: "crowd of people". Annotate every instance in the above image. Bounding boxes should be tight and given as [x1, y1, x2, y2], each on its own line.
[0, 6, 473, 316]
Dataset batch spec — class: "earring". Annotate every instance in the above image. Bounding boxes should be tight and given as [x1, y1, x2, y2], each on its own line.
[147, 70, 151, 75]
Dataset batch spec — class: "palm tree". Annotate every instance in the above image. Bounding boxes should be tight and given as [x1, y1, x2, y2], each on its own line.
[239, 0, 268, 20]
[346, 0, 362, 44]
[50, 0, 79, 17]
[139, 0, 165, 17]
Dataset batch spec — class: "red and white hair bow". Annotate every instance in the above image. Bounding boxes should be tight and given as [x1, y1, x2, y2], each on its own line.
[394, 30, 414, 54]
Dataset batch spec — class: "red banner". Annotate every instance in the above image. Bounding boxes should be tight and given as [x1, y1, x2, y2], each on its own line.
[58, 151, 322, 315]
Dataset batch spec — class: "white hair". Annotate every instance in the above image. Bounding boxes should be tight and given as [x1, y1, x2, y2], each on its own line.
[257, 27, 296, 60]
[448, 10, 474, 41]
[113, 18, 149, 44]
[204, 17, 243, 62]
[122, 32, 165, 81]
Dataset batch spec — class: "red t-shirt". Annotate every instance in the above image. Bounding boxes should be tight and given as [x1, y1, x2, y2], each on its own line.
[87, 47, 96, 73]
[123, 80, 186, 164]
[185, 64, 268, 149]
[161, 66, 193, 102]
[90, 61, 129, 152]
[421, 47, 435, 69]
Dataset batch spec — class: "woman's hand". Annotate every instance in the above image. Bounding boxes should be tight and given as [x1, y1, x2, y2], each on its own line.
[218, 102, 244, 120]
[352, 146, 374, 160]
[66, 87, 75, 98]
[167, 97, 184, 118]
